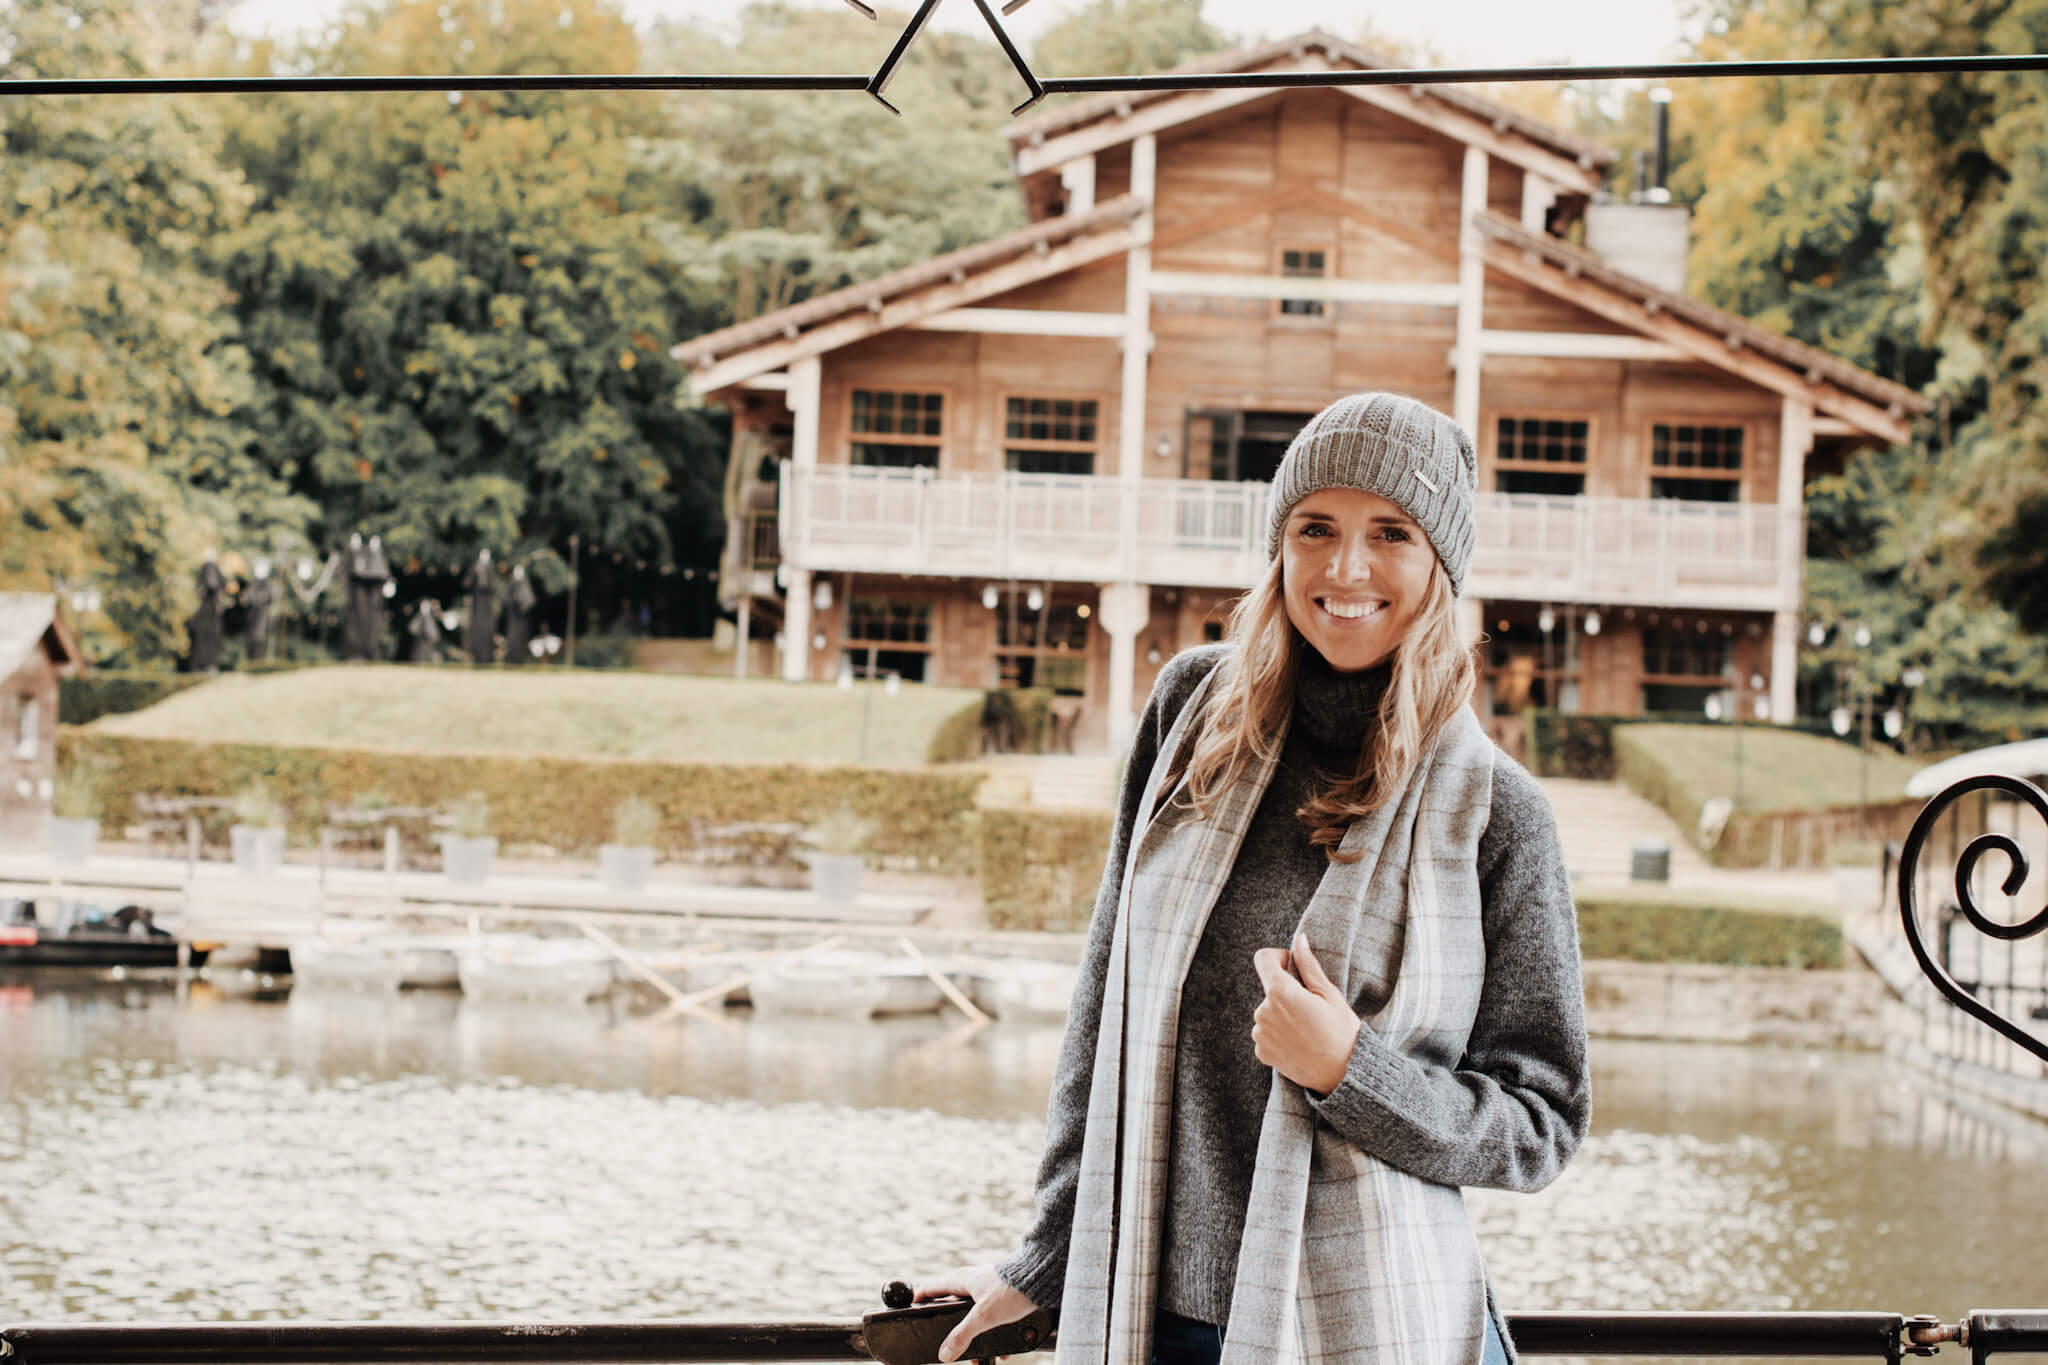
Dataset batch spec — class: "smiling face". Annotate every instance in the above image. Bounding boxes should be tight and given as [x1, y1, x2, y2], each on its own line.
[1279, 488, 1436, 673]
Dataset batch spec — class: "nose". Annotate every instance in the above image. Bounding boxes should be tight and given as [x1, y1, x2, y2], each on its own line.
[1329, 531, 1375, 584]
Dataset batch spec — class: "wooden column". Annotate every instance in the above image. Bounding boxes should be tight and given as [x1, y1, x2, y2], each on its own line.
[1060, 154, 1096, 217]
[781, 357, 822, 684]
[1454, 147, 1489, 435]
[1772, 394, 1815, 724]
[1107, 134, 1157, 749]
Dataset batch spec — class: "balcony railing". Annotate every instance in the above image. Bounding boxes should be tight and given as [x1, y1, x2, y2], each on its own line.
[780, 466, 1803, 611]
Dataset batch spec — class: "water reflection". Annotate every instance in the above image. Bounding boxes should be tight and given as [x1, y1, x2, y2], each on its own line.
[3, 976, 2044, 1329]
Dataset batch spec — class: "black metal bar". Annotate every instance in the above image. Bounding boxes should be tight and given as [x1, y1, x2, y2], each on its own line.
[0, 1322, 869, 1365]
[1898, 774, 2048, 1064]
[5, 52, 2048, 100]
[0, 74, 876, 96]
[1969, 1309, 2048, 1364]
[1509, 1312, 1905, 1360]
[1038, 52, 2048, 92]
[967, 0, 1044, 117]
[863, 0, 944, 113]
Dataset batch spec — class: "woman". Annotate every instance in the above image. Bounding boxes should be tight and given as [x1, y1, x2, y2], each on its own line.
[920, 392, 1589, 1365]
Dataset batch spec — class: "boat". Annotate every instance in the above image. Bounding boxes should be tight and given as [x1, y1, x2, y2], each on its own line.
[746, 950, 945, 1018]
[285, 932, 472, 991]
[456, 934, 616, 1002]
[966, 958, 1077, 1022]
[0, 898, 210, 969]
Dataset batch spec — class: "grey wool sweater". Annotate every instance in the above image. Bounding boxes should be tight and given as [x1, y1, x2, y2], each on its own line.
[995, 644, 1591, 1329]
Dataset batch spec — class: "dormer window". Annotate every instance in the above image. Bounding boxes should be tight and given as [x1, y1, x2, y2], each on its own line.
[1278, 246, 1327, 317]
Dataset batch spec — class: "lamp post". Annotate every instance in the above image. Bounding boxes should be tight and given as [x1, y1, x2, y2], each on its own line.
[566, 534, 580, 668]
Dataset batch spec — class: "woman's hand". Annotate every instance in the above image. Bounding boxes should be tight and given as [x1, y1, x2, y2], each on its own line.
[1252, 932, 1361, 1095]
[913, 1266, 1039, 1363]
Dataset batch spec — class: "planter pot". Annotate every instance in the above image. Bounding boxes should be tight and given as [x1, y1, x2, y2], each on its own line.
[49, 816, 97, 866]
[809, 852, 864, 906]
[230, 824, 287, 875]
[440, 834, 499, 885]
[599, 844, 656, 895]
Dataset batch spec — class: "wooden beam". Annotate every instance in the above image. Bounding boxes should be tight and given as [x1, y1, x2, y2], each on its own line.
[1454, 146, 1488, 434]
[1147, 271, 1460, 306]
[1335, 85, 1603, 196]
[1014, 80, 1279, 177]
[1479, 329, 1686, 361]
[1480, 242, 1911, 445]
[739, 373, 790, 390]
[692, 224, 1145, 395]
[1149, 183, 1457, 268]
[908, 307, 1125, 337]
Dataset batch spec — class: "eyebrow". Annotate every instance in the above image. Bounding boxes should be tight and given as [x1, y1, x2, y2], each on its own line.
[1290, 510, 1417, 528]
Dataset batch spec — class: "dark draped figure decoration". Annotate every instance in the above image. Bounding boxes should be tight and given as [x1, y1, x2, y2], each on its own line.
[465, 552, 497, 665]
[502, 566, 536, 665]
[188, 557, 225, 673]
[343, 536, 391, 662]
[408, 598, 443, 664]
[243, 570, 274, 662]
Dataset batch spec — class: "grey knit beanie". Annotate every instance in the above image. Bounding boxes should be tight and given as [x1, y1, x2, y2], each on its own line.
[1264, 392, 1478, 595]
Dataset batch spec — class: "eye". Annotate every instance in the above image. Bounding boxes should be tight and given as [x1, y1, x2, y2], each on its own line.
[1380, 526, 1412, 543]
[1296, 522, 1330, 538]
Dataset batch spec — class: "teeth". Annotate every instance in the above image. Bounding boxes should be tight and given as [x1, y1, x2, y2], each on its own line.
[1320, 599, 1382, 620]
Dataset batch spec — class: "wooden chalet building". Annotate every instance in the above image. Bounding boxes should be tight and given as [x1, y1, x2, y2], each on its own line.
[677, 31, 1926, 754]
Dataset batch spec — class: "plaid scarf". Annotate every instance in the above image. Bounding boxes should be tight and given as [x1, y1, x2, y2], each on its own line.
[1056, 667, 1498, 1365]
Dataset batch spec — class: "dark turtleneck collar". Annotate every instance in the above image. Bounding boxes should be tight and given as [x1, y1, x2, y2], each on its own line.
[1292, 645, 1391, 754]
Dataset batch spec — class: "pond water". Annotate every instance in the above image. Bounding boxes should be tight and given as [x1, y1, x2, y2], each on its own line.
[3, 972, 2045, 1333]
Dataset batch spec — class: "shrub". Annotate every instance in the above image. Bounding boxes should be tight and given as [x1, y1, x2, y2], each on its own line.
[980, 805, 1113, 932]
[803, 805, 876, 858]
[611, 794, 659, 848]
[51, 763, 104, 821]
[60, 672, 208, 725]
[1574, 889, 1843, 969]
[232, 781, 285, 830]
[58, 731, 987, 871]
[449, 790, 491, 839]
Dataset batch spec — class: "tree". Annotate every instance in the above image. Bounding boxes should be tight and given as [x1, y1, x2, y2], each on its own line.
[642, 4, 1026, 327]
[1031, 0, 1230, 79]
[212, 0, 724, 603]
[0, 0, 308, 664]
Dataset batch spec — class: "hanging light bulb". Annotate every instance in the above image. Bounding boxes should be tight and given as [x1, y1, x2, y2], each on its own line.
[813, 579, 833, 611]
[1808, 622, 1827, 647]
[1537, 606, 1555, 635]
[1882, 708, 1903, 739]
[1027, 587, 1044, 613]
[982, 585, 999, 611]
[1583, 610, 1601, 637]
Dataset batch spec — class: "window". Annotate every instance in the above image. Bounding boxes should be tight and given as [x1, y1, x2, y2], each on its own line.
[1641, 624, 1731, 681]
[850, 390, 943, 468]
[1650, 422, 1743, 501]
[846, 597, 933, 646]
[1493, 415, 1590, 496]
[1278, 246, 1328, 316]
[1004, 396, 1100, 477]
[992, 592, 1090, 696]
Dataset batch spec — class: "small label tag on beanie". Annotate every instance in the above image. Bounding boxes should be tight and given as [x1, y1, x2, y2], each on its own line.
[1411, 466, 1440, 495]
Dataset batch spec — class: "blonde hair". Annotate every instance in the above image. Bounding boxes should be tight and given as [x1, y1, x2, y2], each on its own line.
[1165, 556, 1476, 862]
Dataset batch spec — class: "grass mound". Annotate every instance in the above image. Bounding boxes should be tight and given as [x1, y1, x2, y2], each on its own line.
[85, 665, 986, 766]
[1614, 723, 1922, 815]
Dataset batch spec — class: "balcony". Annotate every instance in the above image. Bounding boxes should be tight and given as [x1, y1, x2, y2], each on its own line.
[778, 466, 1802, 612]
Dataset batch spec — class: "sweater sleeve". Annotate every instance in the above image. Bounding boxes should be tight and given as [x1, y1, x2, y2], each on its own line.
[1306, 753, 1591, 1193]
[994, 646, 1228, 1312]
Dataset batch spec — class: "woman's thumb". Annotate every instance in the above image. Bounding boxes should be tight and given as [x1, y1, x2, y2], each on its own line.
[1293, 933, 1338, 996]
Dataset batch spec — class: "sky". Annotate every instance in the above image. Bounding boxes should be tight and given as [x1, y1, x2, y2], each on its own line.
[228, 0, 1696, 71]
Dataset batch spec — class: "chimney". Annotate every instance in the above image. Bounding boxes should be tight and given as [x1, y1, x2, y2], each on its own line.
[1584, 87, 1689, 294]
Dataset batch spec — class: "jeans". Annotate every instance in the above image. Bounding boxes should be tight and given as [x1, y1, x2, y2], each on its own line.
[1148, 1309, 1512, 1365]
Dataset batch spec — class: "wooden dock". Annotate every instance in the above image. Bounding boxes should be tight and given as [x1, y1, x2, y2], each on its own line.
[0, 851, 934, 947]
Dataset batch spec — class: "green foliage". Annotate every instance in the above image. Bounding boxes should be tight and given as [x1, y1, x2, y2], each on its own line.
[50, 762, 104, 822]
[979, 805, 1112, 932]
[1523, 710, 1827, 780]
[211, 0, 726, 591]
[1574, 890, 1843, 970]
[644, 4, 1026, 328]
[62, 730, 988, 870]
[802, 804, 876, 858]
[0, 0, 313, 665]
[610, 793, 659, 848]
[1031, 0, 1230, 78]
[232, 779, 284, 829]
[449, 789, 491, 839]
[59, 671, 210, 725]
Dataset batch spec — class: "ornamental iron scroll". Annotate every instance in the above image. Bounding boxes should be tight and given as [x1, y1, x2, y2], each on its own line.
[1897, 773, 2048, 1065]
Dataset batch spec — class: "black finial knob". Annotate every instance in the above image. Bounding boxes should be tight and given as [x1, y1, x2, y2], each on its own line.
[882, 1281, 914, 1310]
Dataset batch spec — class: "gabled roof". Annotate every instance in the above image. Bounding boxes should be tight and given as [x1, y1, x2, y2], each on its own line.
[0, 592, 84, 682]
[1006, 30, 1615, 194]
[1475, 213, 1928, 443]
[674, 195, 1147, 395]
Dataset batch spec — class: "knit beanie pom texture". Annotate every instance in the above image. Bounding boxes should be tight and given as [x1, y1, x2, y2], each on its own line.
[1263, 392, 1478, 595]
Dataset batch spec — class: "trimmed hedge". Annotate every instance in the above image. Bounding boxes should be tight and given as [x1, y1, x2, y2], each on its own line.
[1524, 709, 1832, 780]
[60, 672, 209, 725]
[1574, 889, 1842, 969]
[980, 805, 1113, 932]
[59, 730, 987, 871]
